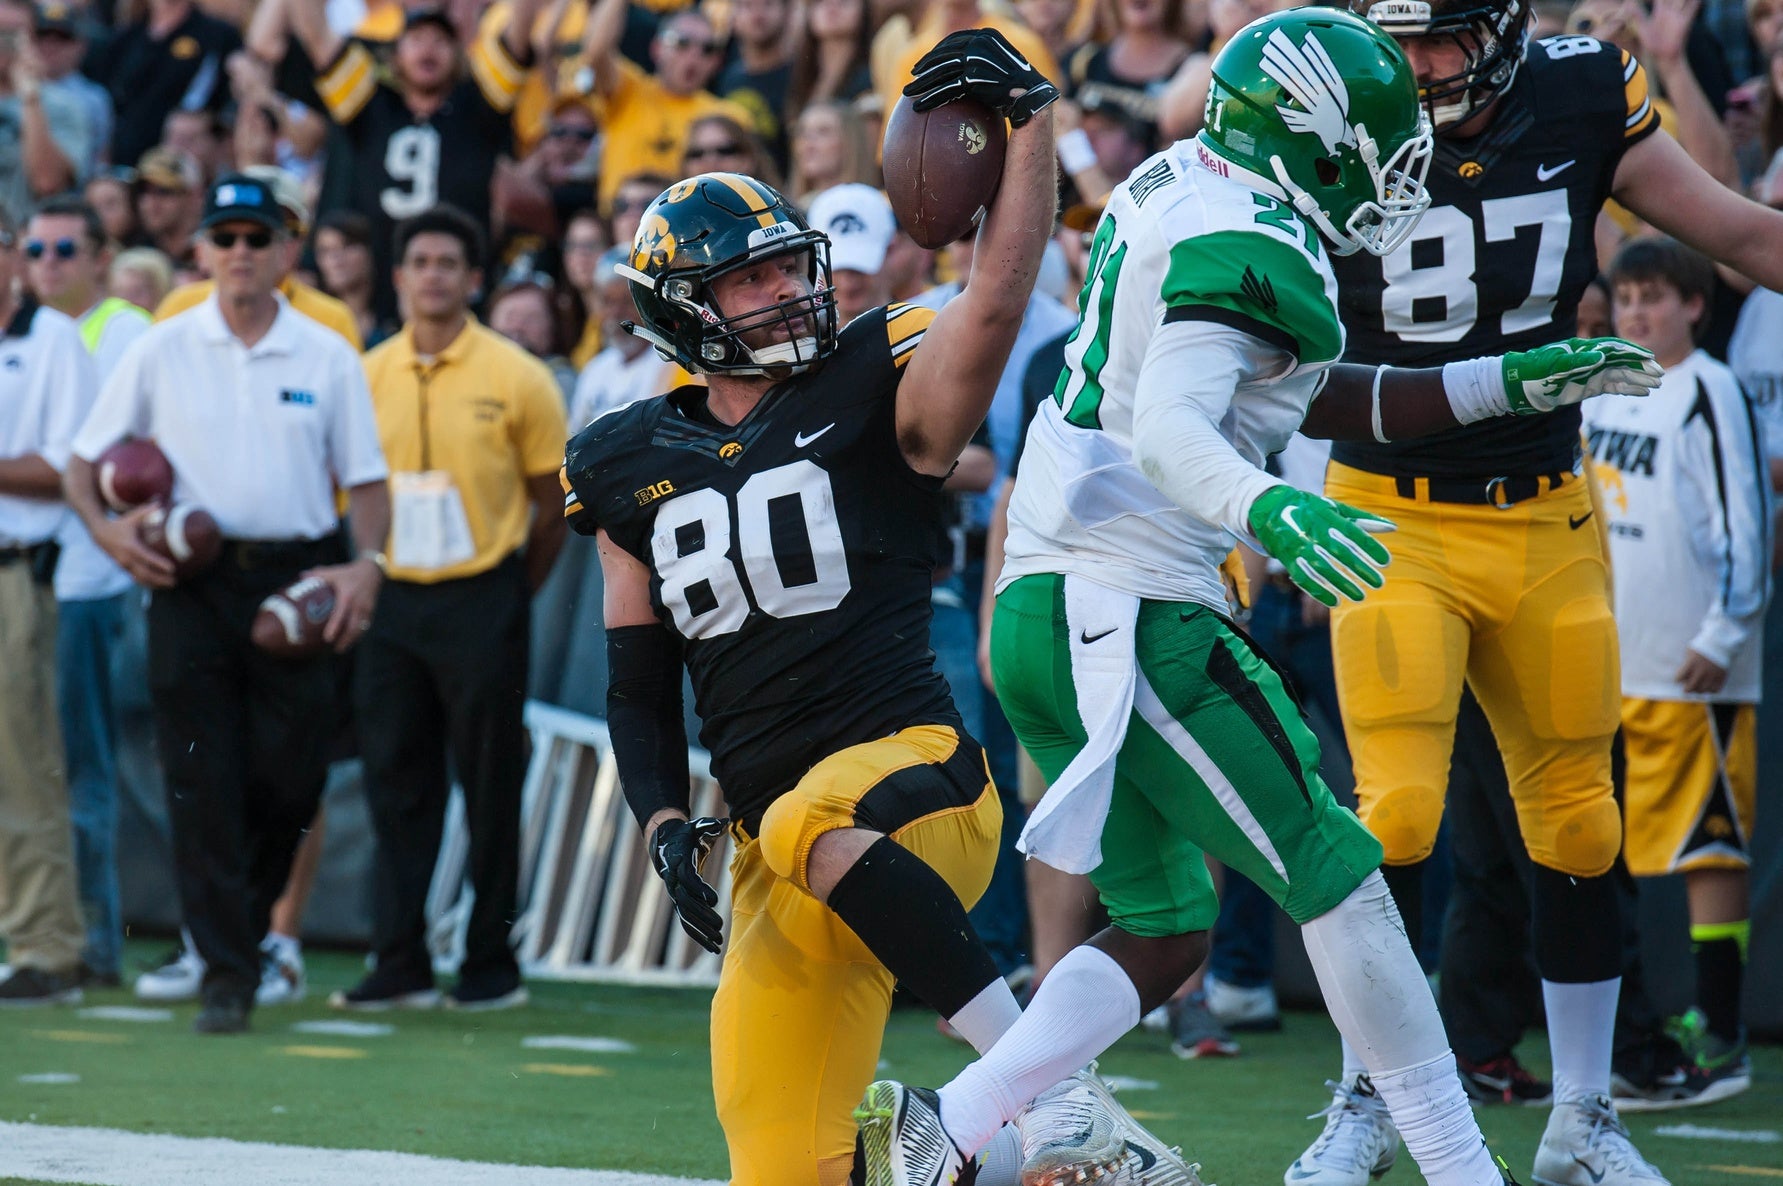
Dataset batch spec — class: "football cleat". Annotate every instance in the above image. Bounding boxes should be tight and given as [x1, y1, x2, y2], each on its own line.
[856, 1080, 977, 1186]
[255, 941, 306, 1007]
[1285, 1076, 1400, 1186]
[1457, 1053, 1552, 1107]
[1531, 1095, 1669, 1186]
[1203, 974, 1281, 1032]
[134, 941, 205, 1003]
[1170, 992, 1240, 1059]
[1023, 1065, 1205, 1186]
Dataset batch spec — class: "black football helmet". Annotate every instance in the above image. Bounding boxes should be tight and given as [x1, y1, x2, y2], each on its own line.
[617, 173, 839, 377]
[1353, 0, 1530, 131]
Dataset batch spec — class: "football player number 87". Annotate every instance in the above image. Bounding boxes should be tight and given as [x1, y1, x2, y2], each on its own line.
[1381, 191, 1571, 342]
[651, 459, 852, 638]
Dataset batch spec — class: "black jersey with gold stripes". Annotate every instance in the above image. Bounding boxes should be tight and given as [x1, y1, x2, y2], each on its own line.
[1331, 37, 1661, 482]
[562, 303, 961, 829]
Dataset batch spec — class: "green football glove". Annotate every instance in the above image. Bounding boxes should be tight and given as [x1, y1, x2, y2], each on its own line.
[1247, 486, 1396, 608]
[1501, 337, 1662, 415]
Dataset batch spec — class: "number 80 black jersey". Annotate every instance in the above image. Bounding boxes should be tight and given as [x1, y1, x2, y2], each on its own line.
[1331, 36, 1661, 481]
[562, 304, 961, 829]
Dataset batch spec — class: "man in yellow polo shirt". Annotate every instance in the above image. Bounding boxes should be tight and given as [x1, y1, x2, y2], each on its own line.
[331, 204, 566, 1012]
[575, 0, 749, 211]
[153, 166, 362, 350]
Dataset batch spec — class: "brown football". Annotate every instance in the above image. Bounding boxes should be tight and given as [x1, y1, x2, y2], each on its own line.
[96, 437, 174, 511]
[881, 95, 1006, 250]
[250, 576, 337, 658]
[138, 503, 222, 582]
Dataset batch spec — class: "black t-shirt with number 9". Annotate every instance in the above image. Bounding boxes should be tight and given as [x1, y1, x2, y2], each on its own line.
[562, 303, 962, 829]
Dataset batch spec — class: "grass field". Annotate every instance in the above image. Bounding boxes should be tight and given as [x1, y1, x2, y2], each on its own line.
[1, 943, 1779, 1184]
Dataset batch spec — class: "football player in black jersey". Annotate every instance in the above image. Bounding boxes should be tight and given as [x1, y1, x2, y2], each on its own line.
[1289, 3, 1783, 1185]
[560, 32, 1174, 1186]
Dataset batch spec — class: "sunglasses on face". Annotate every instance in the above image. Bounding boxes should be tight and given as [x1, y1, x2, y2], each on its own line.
[548, 124, 597, 142]
[612, 196, 654, 215]
[660, 30, 722, 53]
[686, 141, 745, 160]
[209, 229, 275, 250]
[25, 237, 79, 260]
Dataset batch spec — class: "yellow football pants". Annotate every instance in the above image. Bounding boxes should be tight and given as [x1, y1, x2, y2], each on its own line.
[1325, 462, 1624, 877]
[711, 723, 1002, 1186]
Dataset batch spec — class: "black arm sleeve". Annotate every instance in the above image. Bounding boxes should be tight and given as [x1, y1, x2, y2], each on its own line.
[605, 622, 691, 831]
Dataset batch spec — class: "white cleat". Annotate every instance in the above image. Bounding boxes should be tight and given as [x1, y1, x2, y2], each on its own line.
[1022, 1064, 1205, 1186]
[1203, 974, 1281, 1031]
[134, 942, 205, 1003]
[856, 1080, 975, 1186]
[1285, 1076, 1400, 1186]
[255, 942, 306, 1006]
[1531, 1095, 1670, 1186]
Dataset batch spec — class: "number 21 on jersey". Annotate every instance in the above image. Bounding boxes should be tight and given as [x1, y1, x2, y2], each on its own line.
[650, 459, 852, 638]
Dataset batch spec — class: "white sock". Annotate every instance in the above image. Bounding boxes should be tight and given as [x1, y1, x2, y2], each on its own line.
[1303, 872, 1497, 1186]
[948, 978, 1024, 1055]
[264, 932, 302, 960]
[937, 944, 1141, 1157]
[1340, 1034, 1368, 1081]
[1544, 977, 1618, 1102]
[976, 1125, 1023, 1186]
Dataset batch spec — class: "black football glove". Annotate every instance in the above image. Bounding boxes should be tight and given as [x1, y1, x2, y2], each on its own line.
[650, 816, 728, 953]
[902, 27, 1060, 128]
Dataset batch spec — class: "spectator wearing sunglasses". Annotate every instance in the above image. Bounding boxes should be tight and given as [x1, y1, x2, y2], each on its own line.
[572, 0, 748, 212]
[0, 202, 101, 1008]
[679, 112, 778, 186]
[153, 165, 362, 352]
[20, 195, 147, 992]
[65, 172, 390, 1035]
[497, 95, 598, 238]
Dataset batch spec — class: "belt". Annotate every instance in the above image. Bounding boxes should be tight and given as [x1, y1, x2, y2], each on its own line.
[0, 540, 55, 565]
[1393, 471, 1572, 509]
[219, 536, 343, 571]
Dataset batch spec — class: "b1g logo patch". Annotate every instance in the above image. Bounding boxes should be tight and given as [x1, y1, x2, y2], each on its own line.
[635, 479, 676, 506]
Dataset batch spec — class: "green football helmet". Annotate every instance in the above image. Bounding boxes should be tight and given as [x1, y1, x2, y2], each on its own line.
[1197, 7, 1433, 257]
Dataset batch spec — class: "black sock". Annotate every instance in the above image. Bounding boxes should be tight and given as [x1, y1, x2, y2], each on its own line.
[826, 837, 1001, 1018]
[1532, 865, 1621, 983]
[1692, 931, 1745, 1045]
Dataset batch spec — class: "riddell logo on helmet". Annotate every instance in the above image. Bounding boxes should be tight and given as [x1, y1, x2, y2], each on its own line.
[1195, 143, 1230, 177]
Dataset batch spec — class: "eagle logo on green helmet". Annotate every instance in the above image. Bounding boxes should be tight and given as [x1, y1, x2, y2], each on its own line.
[1261, 28, 1358, 157]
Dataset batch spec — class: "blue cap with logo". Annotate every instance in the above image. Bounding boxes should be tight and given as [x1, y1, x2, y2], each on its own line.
[200, 173, 285, 233]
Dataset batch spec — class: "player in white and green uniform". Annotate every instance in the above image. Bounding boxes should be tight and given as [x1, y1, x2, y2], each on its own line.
[858, 9, 1663, 1186]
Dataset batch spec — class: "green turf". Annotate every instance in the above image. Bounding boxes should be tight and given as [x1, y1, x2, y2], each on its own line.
[1, 943, 1779, 1182]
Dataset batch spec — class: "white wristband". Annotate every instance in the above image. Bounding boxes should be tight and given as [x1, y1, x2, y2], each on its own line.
[1370, 366, 1389, 443]
[1057, 128, 1097, 175]
[1441, 355, 1510, 425]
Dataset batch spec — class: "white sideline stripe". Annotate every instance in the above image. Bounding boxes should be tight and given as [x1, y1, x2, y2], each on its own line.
[291, 1020, 395, 1037]
[522, 1035, 636, 1054]
[78, 1006, 173, 1023]
[17, 1073, 79, 1085]
[0, 1122, 728, 1186]
[1655, 1124, 1781, 1144]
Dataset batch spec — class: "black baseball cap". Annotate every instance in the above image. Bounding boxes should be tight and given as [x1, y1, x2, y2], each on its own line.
[35, 2, 82, 36]
[401, 6, 456, 36]
[200, 173, 286, 232]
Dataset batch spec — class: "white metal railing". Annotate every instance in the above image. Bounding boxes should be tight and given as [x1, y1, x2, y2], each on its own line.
[427, 700, 731, 986]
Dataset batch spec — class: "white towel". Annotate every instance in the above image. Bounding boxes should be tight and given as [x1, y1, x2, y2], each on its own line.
[1016, 575, 1141, 874]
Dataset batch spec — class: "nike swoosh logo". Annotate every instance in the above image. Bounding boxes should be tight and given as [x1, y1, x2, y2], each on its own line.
[1537, 160, 1576, 181]
[1080, 627, 1117, 644]
[1125, 1141, 1158, 1171]
[794, 424, 835, 448]
[1574, 1157, 1607, 1184]
[1569, 511, 1594, 530]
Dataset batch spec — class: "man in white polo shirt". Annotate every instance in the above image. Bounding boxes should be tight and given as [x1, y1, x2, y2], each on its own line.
[0, 204, 101, 1008]
[65, 173, 390, 1035]
[24, 194, 149, 991]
